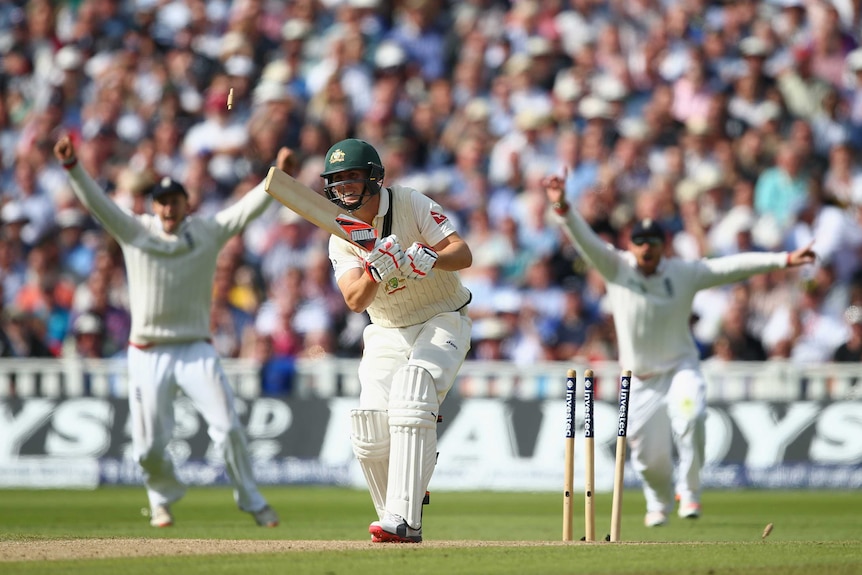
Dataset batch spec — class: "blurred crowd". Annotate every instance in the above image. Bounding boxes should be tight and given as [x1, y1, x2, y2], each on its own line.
[1, 0, 862, 395]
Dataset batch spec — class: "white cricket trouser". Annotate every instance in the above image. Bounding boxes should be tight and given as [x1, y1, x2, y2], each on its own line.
[357, 310, 473, 410]
[626, 360, 707, 514]
[127, 341, 266, 512]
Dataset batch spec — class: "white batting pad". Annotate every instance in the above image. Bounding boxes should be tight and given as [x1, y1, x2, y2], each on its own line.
[386, 365, 439, 528]
[350, 409, 390, 520]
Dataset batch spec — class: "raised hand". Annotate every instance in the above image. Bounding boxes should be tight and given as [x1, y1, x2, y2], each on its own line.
[542, 168, 568, 206]
[54, 136, 77, 166]
[402, 242, 438, 280]
[276, 147, 297, 177]
[786, 241, 817, 268]
[364, 235, 406, 283]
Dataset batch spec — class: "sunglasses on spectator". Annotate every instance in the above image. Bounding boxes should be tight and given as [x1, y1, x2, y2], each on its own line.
[632, 236, 663, 246]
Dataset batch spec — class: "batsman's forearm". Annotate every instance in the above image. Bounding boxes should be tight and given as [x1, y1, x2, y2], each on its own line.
[338, 270, 380, 313]
[432, 238, 472, 271]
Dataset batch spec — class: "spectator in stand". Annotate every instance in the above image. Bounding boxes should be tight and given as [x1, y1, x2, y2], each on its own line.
[754, 143, 809, 231]
[833, 304, 862, 368]
[0, 233, 26, 307]
[55, 207, 96, 282]
[713, 301, 767, 361]
[3, 160, 54, 247]
[545, 288, 599, 361]
[253, 331, 296, 397]
[1, 306, 53, 359]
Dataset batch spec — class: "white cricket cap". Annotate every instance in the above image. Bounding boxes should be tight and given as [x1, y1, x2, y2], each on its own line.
[375, 41, 408, 69]
[261, 60, 292, 83]
[686, 118, 710, 136]
[83, 51, 115, 79]
[504, 53, 532, 76]
[220, 31, 247, 57]
[55, 208, 87, 229]
[526, 36, 553, 58]
[225, 54, 254, 77]
[578, 96, 612, 120]
[675, 178, 702, 203]
[253, 82, 293, 105]
[347, 0, 380, 7]
[693, 164, 724, 191]
[464, 98, 491, 122]
[739, 36, 770, 57]
[1, 202, 29, 224]
[73, 313, 103, 336]
[591, 74, 628, 102]
[553, 75, 582, 102]
[55, 45, 83, 71]
[515, 109, 551, 131]
[282, 19, 311, 41]
[846, 48, 862, 72]
[617, 117, 649, 141]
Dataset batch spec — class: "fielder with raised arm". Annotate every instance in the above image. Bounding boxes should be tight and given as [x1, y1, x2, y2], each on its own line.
[544, 173, 816, 528]
[323, 138, 472, 543]
[54, 136, 293, 528]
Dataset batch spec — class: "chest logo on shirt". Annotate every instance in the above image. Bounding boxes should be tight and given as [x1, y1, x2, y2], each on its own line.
[627, 279, 647, 293]
[384, 276, 406, 294]
[431, 211, 447, 225]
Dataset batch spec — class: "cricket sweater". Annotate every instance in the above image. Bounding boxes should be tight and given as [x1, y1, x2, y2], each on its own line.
[65, 164, 272, 346]
[329, 185, 472, 328]
[554, 208, 788, 375]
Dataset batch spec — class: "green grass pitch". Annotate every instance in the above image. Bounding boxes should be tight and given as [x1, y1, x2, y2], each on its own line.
[0, 487, 860, 574]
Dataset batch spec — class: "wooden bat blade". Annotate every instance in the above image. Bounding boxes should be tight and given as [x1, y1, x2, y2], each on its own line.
[264, 167, 378, 250]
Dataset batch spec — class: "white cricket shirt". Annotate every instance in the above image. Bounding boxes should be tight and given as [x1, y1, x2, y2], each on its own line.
[66, 165, 272, 346]
[329, 185, 472, 328]
[555, 209, 788, 375]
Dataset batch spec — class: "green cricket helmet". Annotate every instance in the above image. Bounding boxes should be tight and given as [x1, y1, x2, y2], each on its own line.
[320, 138, 385, 212]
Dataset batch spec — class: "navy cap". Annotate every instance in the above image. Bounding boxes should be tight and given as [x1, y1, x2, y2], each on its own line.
[151, 176, 188, 200]
[630, 218, 666, 242]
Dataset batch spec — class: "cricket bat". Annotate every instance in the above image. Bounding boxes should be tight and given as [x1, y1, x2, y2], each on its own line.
[264, 167, 378, 250]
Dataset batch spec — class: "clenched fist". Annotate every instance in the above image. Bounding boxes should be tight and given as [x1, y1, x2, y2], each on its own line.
[364, 235, 406, 283]
[402, 242, 438, 280]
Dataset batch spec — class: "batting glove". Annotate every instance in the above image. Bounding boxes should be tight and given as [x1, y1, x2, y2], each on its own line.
[364, 235, 406, 283]
[402, 242, 438, 280]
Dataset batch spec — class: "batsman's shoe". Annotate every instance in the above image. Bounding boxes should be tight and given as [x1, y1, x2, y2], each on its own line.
[369, 513, 422, 543]
[678, 502, 701, 519]
[644, 511, 668, 527]
[150, 504, 173, 528]
[251, 505, 279, 527]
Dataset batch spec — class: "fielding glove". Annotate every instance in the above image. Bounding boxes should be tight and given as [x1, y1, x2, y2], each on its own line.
[364, 235, 406, 283]
[402, 242, 438, 280]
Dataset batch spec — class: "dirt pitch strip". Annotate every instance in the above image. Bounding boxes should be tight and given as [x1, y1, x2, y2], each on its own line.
[1, 538, 617, 561]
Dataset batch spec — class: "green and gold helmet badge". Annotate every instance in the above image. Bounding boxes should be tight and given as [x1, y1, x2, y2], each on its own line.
[329, 149, 345, 164]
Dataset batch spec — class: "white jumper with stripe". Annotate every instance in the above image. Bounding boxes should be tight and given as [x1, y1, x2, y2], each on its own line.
[554, 208, 788, 376]
[65, 164, 272, 346]
[329, 185, 472, 328]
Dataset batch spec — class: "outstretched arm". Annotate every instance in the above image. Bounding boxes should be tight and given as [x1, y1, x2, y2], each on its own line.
[543, 172, 621, 281]
[786, 241, 817, 267]
[693, 241, 817, 290]
[54, 136, 148, 246]
[214, 147, 297, 235]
